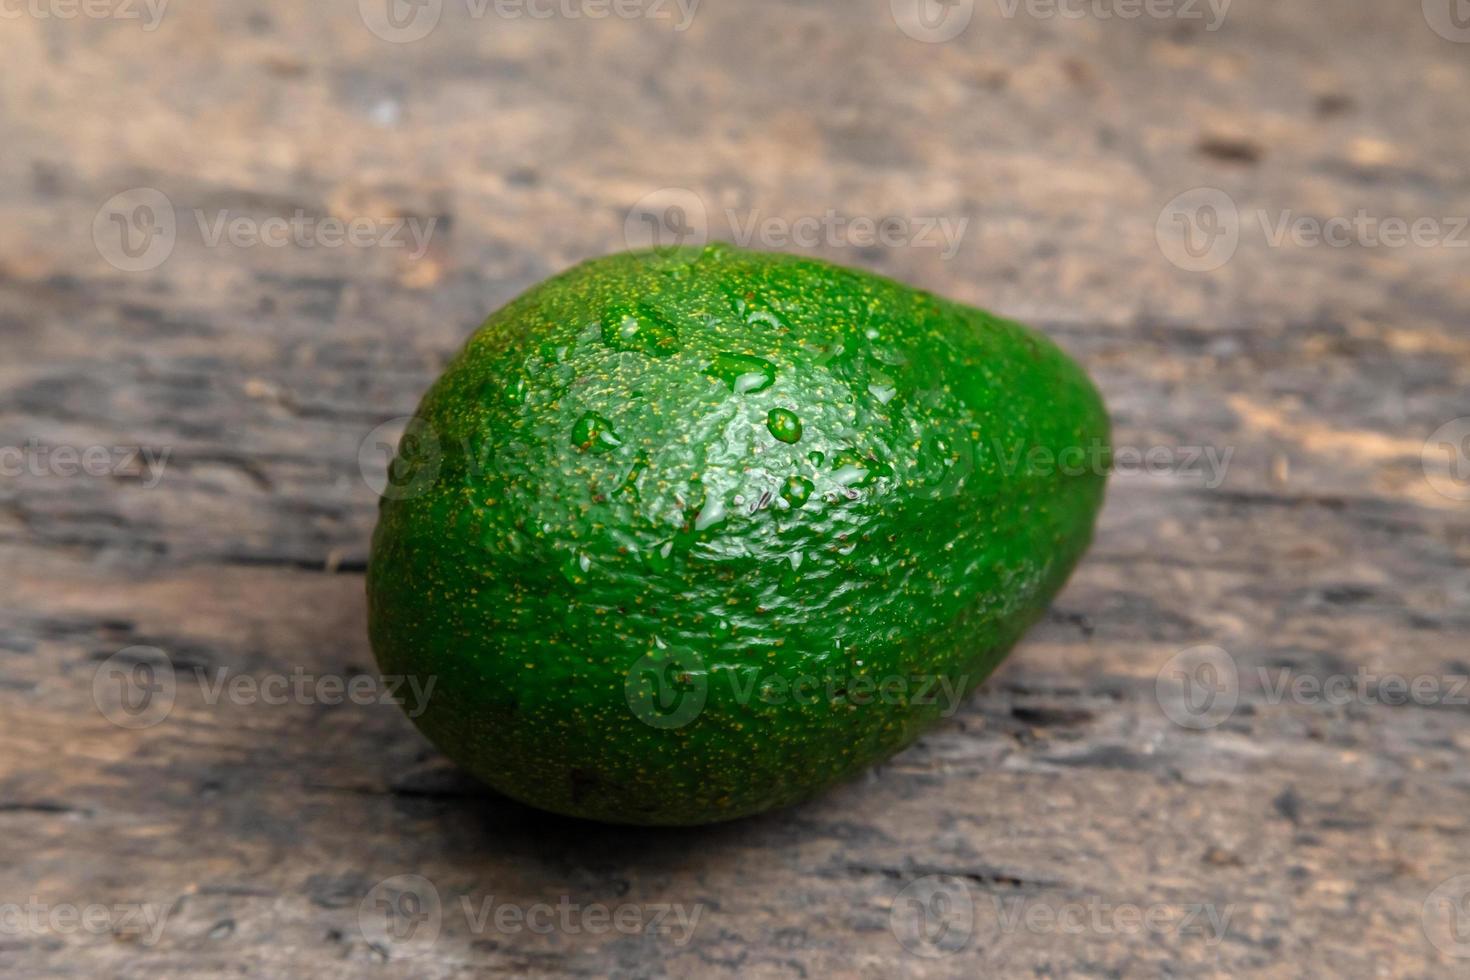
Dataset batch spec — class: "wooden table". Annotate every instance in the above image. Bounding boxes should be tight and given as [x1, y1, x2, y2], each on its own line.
[3, 2, 1468, 976]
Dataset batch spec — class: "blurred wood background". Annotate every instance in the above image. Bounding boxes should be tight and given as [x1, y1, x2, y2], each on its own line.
[2, 1, 1469, 976]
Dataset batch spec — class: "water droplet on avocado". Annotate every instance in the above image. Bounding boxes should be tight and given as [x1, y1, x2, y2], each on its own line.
[746, 309, 783, 330]
[867, 383, 897, 405]
[600, 303, 679, 357]
[781, 476, 814, 506]
[766, 408, 803, 444]
[571, 411, 622, 454]
[832, 449, 892, 488]
[704, 353, 776, 394]
[605, 313, 640, 346]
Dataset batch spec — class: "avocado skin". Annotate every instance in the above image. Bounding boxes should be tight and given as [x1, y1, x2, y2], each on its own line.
[367, 245, 1109, 826]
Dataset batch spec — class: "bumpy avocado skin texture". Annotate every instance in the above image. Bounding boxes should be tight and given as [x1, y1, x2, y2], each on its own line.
[367, 245, 1109, 826]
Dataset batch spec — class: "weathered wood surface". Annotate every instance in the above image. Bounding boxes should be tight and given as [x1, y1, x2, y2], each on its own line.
[2, 2, 1469, 977]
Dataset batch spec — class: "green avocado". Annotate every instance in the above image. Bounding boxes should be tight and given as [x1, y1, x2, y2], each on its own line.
[367, 245, 1109, 825]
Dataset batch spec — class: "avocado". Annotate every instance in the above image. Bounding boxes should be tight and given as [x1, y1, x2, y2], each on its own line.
[367, 245, 1109, 825]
